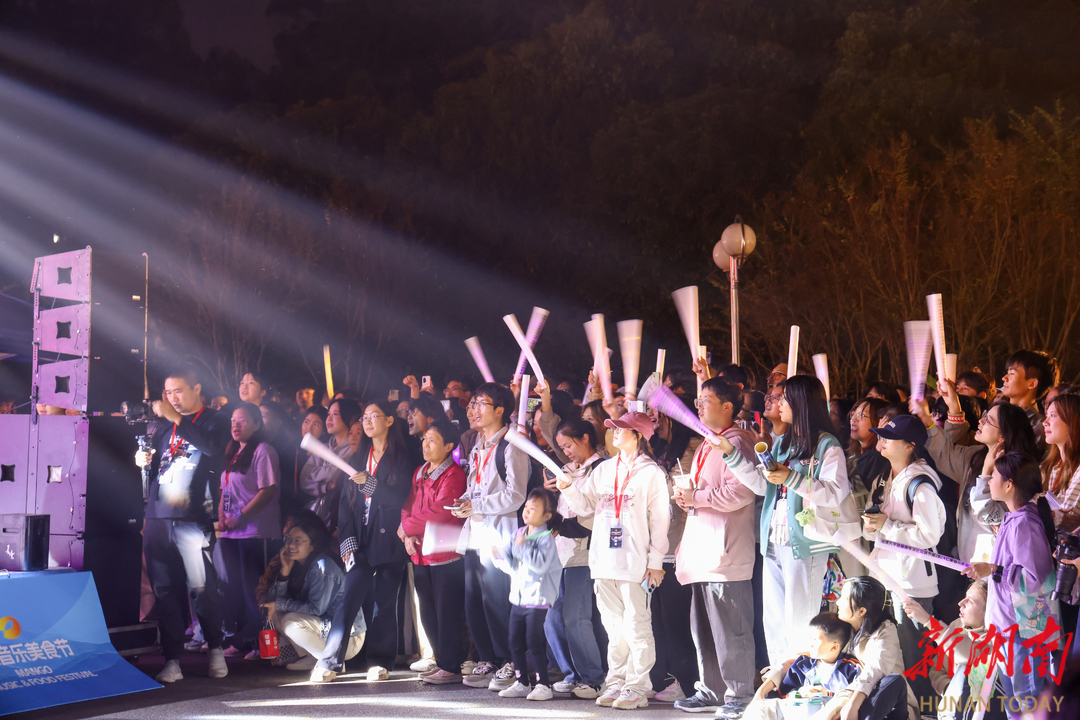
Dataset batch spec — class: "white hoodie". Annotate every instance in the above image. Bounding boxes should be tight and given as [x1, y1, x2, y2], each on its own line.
[863, 459, 947, 598]
[560, 452, 670, 582]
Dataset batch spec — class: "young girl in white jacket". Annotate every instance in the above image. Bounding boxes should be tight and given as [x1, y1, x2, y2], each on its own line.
[558, 411, 670, 711]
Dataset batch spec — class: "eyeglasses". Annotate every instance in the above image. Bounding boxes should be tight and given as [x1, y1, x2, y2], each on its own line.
[693, 397, 713, 409]
[283, 536, 310, 548]
[467, 400, 493, 410]
[849, 411, 870, 422]
[978, 413, 997, 429]
[362, 413, 386, 422]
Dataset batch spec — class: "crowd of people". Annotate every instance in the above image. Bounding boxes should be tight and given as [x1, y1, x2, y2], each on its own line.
[133, 347, 1080, 720]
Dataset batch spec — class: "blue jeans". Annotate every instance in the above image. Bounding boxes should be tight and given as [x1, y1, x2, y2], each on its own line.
[544, 566, 606, 687]
[998, 641, 1048, 719]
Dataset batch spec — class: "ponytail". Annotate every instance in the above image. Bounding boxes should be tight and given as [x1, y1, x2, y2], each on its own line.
[1035, 496, 1057, 551]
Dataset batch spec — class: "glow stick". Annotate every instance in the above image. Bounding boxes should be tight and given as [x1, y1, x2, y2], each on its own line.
[812, 353, 830, 401]
[586, 314, 613, 402]
[833, 532, 911, 603]
[904, 321, 933, 401]
[945, 353, 957, 384]
[787, 326, 800, 377]
[322, 344, 334, 398]
[639, 375, 718, 443]
[697, 345, 707, 397]
[504, 314, 545, 385]
[927, 294, 948, 383]
[876, 538, 971, 573]
[514, 307, 550, 380]
[617, 319, 643, 396]
[517, 374, 530, 430]
[656, 349, 666, 379]
[300, 433, 355, 477]
[671, 286, 700, 362]
[504, 428, 572, 486]
[464, 337, 495, 383]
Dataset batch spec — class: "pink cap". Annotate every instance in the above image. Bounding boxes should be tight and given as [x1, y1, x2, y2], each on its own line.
[604, 411, 655, 441]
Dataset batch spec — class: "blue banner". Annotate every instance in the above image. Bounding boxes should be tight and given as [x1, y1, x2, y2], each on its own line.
[0, 571, 160, 715]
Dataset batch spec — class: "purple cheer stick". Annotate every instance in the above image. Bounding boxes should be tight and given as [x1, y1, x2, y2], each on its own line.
[638, 375, 718, 443]
[514, 307, 550, 380]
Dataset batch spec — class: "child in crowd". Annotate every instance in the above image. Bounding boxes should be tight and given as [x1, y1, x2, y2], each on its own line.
[745, 612, 861, 720]
[491, 488, 563, 701]
[963, 453, 1060, 719]
[558, 411, 670, 710]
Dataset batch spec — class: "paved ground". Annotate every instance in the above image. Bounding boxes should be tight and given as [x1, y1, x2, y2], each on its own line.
[9, 653, 695, 720]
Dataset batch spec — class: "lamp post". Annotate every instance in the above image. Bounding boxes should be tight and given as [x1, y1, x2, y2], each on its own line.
[713, 218, 756, 365]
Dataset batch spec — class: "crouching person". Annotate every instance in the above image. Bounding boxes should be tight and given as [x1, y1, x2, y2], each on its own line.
[258, 511, 366, 670]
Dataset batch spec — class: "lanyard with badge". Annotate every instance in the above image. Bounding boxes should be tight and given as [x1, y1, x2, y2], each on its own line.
[162, 407, 203, 484]
[365, 446, 381, 524]
[687, 443, 712, 516]
[470, 439, 499, 504]
[609, 456, 629, 549]
[221, 446, 240, 517]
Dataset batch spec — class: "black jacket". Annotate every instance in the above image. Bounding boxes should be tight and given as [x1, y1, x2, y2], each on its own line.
[338, 448, 412, 567]
[144, 406, 230, 527]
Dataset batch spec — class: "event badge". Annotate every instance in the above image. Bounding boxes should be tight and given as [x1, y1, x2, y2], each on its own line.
[609, 525, 624, 549]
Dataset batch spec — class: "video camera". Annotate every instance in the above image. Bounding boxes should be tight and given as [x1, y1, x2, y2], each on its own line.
[1053, 531, 1080, 602]
[121, 399, 156, 424]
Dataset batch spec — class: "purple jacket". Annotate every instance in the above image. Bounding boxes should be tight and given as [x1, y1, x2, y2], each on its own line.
[988, 503, 1057, 639]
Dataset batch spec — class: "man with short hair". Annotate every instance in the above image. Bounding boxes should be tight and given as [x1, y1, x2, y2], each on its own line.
[1000, 349, 1059, 445]
[672, 378, 758, 719]
[137, 366, 231, 683]
[445, 376, 472, 403]
[450, 382, 529, 691]
[405, 393, 444, 467]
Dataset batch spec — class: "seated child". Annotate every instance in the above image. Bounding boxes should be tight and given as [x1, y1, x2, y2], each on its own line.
[745, 612, 862, 720]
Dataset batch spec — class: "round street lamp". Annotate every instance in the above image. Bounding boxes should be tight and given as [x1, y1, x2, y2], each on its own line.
[713, 218, 756, 365]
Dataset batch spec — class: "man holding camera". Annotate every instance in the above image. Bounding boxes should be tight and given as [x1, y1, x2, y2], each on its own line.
[136, 366, 231, 683]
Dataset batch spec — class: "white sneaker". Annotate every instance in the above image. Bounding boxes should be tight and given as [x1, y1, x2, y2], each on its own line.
[208, 648, 228, 679]
[655, 678, 687, 702]
[553, 679, 577, 693]
[286, 655, 317, 671]
[411, 657, 437, 673]
[613, 687, 649, 710]
[498, 680, 532, 698]
[597, 684, 623, 706]
[461, 660, 478, 675]
[572, 683, 601, 699]
[488, 663, 516, 691]
[156, 659, 183, 683]
[309, 667, 337, 683]
[183, 639, 206, 652]
[367, 665, 390, 681]
[527, 684, 553, 701]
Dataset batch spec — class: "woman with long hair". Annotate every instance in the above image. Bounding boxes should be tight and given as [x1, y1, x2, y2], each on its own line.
[218, 402, 281, 657]
[312, 400, 412, 683]
[258, 510, 366, 670]
[299, 399, 361, 533]
[715, 375, 856, 666]
[1042, 393, 1080, 531]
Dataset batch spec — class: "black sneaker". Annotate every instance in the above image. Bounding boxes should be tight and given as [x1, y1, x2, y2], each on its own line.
[673, 693, 722, 713]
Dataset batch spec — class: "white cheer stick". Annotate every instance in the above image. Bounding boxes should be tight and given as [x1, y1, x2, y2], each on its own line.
[514, 307, 550, 380]
[787, 326, 800, 378]
[465, 336, 495, 383]
[927, 294, 948, 383]
[504, 428, 572, 486]
[300, 433, 355, 477]
[834, 532, 911, 603]
[671, 286, 700, 362]
[945, 354, 958, 384]
[517, 374, 531, 429]
[585, 315, 613, 402]
[617, 319, 643, 396]
[876, 538, 971, 573]
[812, 353, 830, 401]
[639, 375, 719, 444]
[904, 321, 933, 401]
[655, 349, 666, 379]
[504, 314, 545, 385]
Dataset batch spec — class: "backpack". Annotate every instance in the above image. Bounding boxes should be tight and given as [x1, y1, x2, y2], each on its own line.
[905, 474, 962, 604]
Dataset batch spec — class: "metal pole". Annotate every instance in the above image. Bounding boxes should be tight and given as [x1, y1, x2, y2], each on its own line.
[730, 254, 740, 366]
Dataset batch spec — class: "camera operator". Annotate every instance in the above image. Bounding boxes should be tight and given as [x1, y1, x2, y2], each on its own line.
[136, 365, 231, 683]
